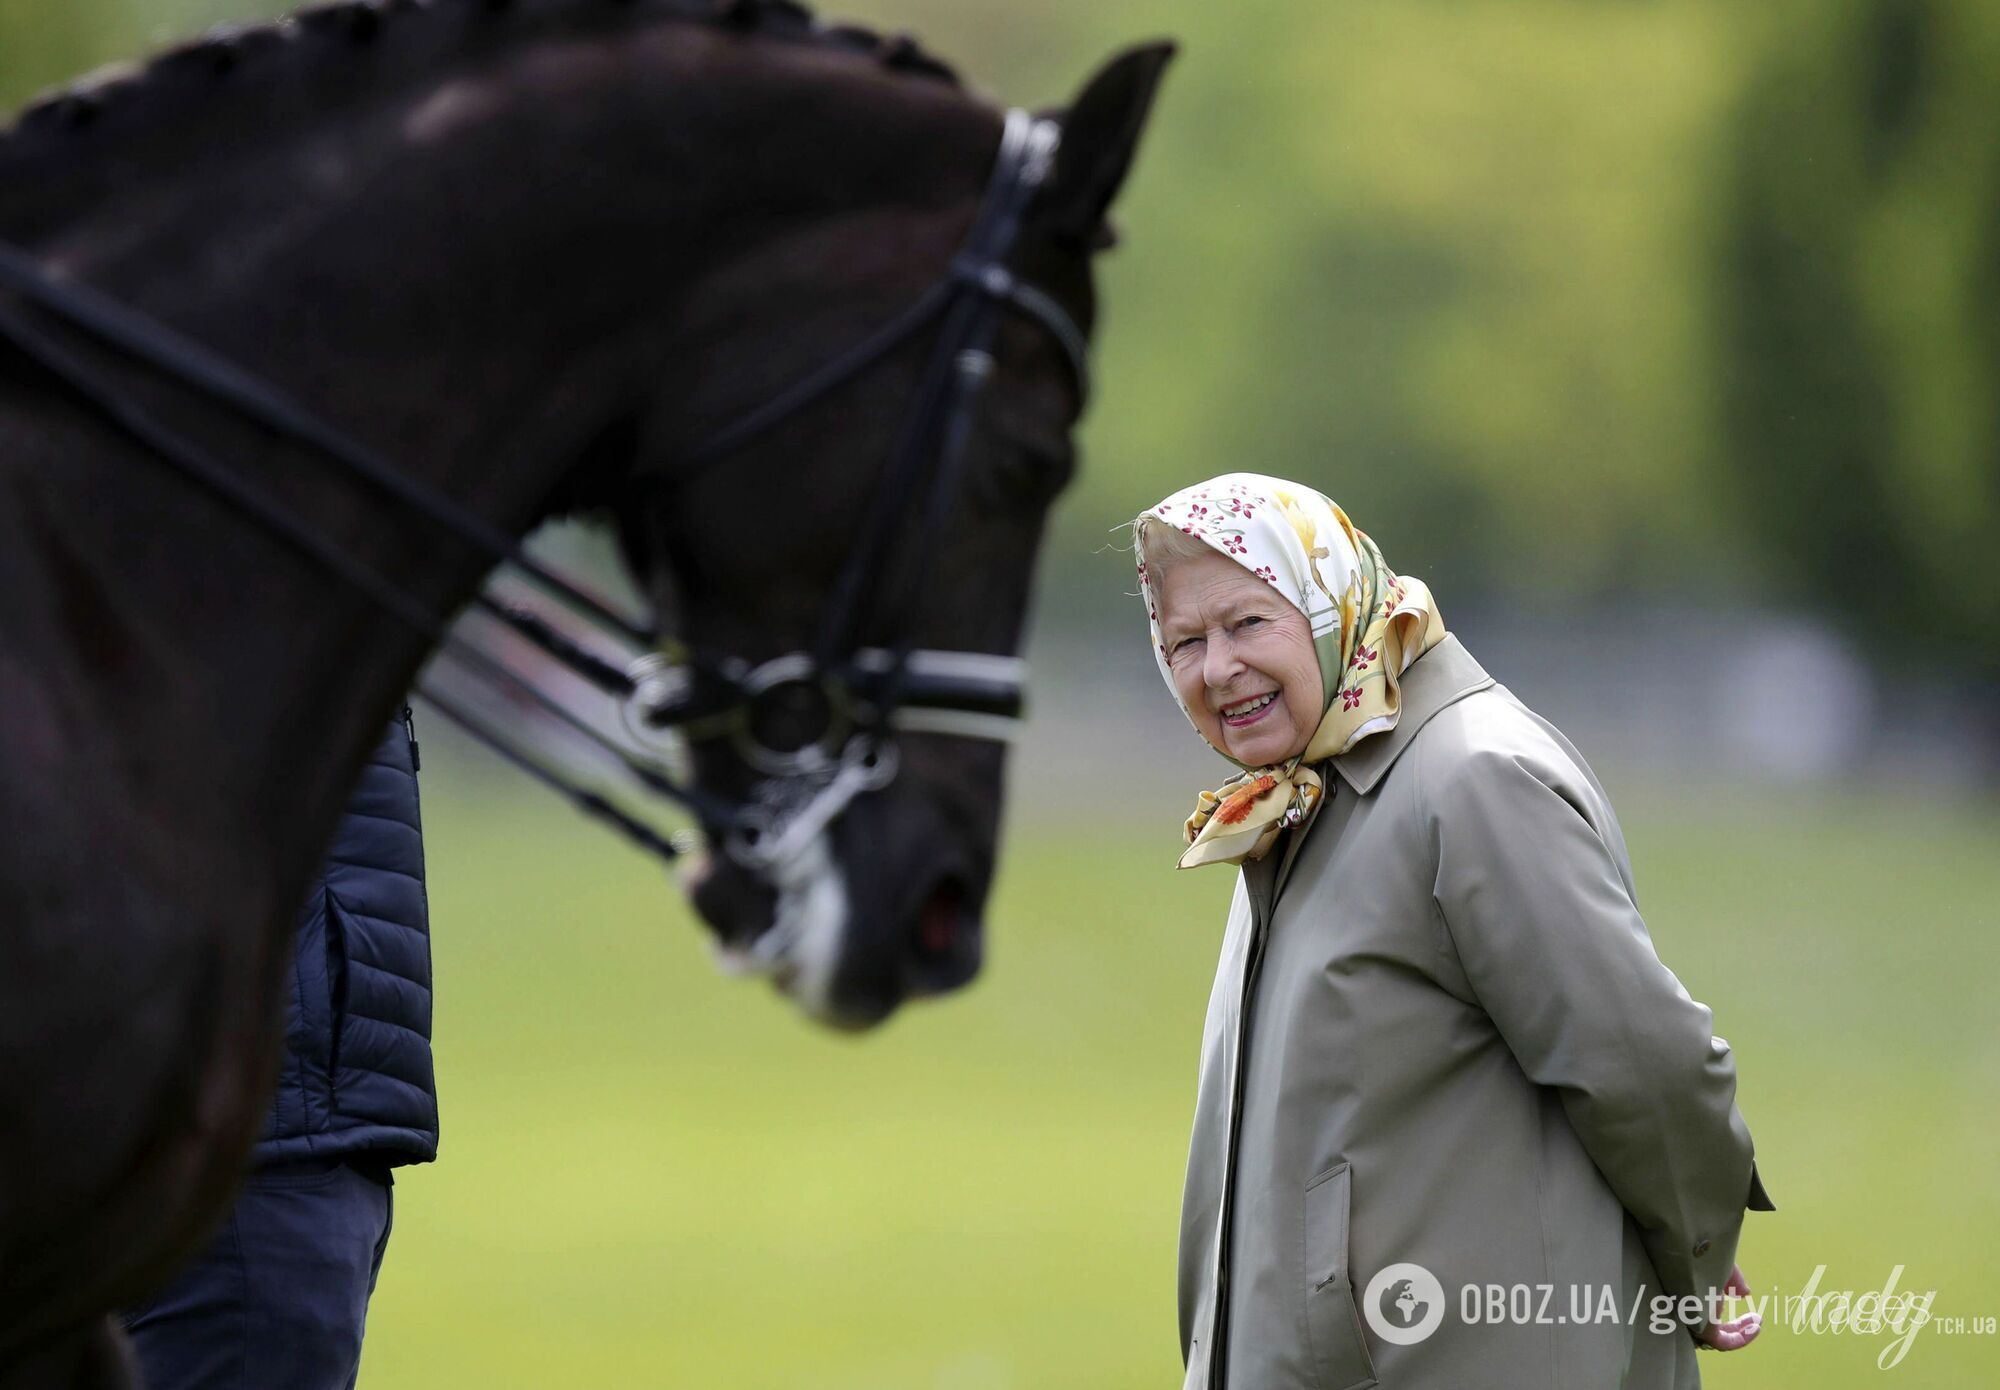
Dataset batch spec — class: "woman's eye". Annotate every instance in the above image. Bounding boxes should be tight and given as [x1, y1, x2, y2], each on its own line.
[1237, 616, 1263, 630]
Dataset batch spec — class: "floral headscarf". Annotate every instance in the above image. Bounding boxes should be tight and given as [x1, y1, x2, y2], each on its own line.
[1136, 473, 1447, 869]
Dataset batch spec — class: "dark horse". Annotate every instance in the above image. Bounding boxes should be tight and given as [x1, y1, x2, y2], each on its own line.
[0, 2, 1169, 1381]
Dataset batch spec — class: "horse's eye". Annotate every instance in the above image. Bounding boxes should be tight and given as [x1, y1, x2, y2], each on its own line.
[980, 435, 1072, 506]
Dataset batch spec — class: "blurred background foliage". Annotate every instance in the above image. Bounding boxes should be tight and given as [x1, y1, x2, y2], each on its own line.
[1718, 0, 2000, 679]
[6, 0, 1997, 674]
[5, 3, 1998, 1388]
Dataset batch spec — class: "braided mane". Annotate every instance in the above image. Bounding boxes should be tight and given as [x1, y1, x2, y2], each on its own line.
[1, 0, 962, 149]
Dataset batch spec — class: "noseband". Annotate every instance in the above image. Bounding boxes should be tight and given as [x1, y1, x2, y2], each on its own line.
[0, 111, 1083, 912]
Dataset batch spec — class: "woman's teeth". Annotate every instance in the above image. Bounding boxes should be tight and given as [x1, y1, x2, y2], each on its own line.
[1223, 692, 1277, 722]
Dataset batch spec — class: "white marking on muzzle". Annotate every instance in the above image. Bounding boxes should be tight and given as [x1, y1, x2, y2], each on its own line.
[710, 830, 850, 1023]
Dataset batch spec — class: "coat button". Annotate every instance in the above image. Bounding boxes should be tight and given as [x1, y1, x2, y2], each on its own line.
[1693, 1239, 1712, 1256]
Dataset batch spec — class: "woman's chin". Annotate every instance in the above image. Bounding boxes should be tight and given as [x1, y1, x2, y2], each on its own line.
[1223, 723, 1293, 766]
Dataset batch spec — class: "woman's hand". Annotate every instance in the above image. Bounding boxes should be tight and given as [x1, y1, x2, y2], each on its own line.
[1696, 1265, 1763, 1351]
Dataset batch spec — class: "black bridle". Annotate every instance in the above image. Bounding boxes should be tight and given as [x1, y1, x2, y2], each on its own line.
[0, 109, 1084, 895]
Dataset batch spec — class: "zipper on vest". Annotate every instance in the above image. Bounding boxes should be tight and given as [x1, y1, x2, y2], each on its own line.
[402, 704, 421, 772]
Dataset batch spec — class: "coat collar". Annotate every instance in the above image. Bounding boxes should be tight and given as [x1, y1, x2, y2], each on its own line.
[1326, 634, 1494, 795]
[1244, 637, 1492, 918]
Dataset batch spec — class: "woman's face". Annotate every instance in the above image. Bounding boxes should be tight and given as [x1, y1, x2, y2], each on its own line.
[1154, 546, 1323, 766]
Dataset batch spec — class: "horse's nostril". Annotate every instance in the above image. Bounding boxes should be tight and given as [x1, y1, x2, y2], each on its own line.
[905, 875, 980, 1000]
[916, 877, 968, 957]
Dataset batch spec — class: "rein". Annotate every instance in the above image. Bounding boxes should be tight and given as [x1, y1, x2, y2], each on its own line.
[0, 109, 1082, 904]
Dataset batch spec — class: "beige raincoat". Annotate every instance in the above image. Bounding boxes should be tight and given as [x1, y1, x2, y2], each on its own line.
[1177, 636, 1773, 1389]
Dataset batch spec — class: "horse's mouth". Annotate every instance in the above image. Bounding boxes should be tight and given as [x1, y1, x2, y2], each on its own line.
[678, 844, 983, 1027]
[678, 846, 775, 950]
[762, 871, 983, 1031]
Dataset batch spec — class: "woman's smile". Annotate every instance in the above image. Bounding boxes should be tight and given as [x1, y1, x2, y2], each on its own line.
[1220, 690, 1280, 727]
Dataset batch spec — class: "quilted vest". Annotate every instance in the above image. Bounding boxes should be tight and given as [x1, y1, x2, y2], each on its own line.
[257, 712, 438, 1166]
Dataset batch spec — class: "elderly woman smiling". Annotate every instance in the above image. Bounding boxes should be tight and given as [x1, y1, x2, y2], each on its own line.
[1135, 474, 1774, 1390]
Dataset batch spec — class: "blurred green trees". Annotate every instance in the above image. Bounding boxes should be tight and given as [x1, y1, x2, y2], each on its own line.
[5, 0, 1994, 666]
[1718, 0, 2000, 677]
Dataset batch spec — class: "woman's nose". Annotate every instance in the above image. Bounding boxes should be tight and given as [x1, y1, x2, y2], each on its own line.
[1203, 633, 1244, 689]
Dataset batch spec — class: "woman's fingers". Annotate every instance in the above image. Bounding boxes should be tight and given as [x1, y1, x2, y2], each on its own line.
[1698, 1268, 1761, 1351]
[1699, 1310, 1763, 1351]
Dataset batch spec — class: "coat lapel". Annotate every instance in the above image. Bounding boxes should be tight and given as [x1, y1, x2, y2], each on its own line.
[1254, 637, 1496, 918]
[1330, 635, 1495, 796]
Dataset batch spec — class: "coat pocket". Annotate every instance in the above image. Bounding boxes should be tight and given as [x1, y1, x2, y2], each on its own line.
[1303, 1162, 1378, 1390]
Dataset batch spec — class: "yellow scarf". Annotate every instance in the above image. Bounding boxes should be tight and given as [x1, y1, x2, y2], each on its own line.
[1137, 475, 1446, 869]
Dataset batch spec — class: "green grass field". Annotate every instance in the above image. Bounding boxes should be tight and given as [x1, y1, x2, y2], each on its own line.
[360, 772, 2000, 1388]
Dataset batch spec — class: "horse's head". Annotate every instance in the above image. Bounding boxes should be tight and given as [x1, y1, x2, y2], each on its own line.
[612, 44, 1172, 1028]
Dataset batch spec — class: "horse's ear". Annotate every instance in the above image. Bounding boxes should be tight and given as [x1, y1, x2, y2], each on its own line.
[1035, 41, 1176, 251]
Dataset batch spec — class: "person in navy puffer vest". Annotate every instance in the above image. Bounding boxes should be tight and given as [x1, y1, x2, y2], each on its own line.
[124, 713, 437, 1390]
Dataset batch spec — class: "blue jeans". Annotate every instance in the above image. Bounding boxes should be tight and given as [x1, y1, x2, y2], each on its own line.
[124, 1158, 394, 1390]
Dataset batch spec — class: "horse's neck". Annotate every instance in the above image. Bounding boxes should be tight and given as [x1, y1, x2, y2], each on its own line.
[0, 12, 989, 919]
[0, 21, 788, 906]
[0, 237, 658, 917]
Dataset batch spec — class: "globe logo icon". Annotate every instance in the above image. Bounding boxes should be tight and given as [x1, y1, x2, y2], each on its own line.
[1361, 1263, 1446, 1345]
[1381, 1278, 1427, 1328]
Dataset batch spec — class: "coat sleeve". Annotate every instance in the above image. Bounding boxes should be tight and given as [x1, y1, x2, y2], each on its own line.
[1420, 732, 1774, 1309]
